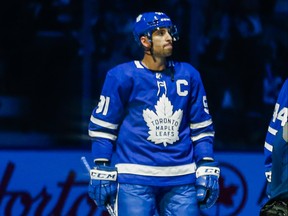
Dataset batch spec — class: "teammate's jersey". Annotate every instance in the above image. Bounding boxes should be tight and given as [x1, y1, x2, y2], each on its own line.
[264, 78, 288, 170]
[269, 123, 288, 200]
[264, 78, 288, 199]
[88, 60, 215, 186]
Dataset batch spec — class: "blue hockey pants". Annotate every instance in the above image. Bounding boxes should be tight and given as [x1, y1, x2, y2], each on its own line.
[114, 183, 200, 216]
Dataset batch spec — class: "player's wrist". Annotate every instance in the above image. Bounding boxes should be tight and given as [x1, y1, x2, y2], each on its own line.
[94, 158, 110, 166]
[197, 157, 216, 166]
[196, 158, 220, 178]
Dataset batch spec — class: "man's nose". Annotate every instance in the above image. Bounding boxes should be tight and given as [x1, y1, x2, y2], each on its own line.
[166, 31, 173, 41]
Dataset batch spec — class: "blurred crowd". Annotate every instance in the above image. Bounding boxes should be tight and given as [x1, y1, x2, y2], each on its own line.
[0, 0, 287, 150]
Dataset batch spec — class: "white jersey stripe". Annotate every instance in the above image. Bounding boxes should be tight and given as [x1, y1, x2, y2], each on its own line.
[116, 163, 196, 177]
[190, 119, 213, 129]
[88, 130, 117, 140]
[268, 126, 277, 135]
[134, 60, 144, 68]
[264, 141, 273, 152]
[90, 116, 118, 130]
[191, 132, 215, 142]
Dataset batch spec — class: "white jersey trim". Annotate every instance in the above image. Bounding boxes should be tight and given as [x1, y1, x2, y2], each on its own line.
[134, 60, 144, 68]
[191, 132, 215, 142]
[116, 163, 196, 177]
[190, 119, 213, 129]
[264, 141, 273, 152]
[268, 126, 277, 135]
[88, 130, 117, 141]
[90, 116, 118, 130]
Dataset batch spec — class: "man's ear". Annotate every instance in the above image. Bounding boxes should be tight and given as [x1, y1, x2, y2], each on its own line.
[140, 36, 151, 49]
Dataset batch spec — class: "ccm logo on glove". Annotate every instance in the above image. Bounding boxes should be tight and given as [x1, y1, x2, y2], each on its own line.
[196, 166, 220, 178]
[90, 169, 117, 181]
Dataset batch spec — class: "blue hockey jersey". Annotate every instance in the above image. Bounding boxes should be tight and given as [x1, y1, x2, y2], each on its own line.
[88, 60, 215, 186]
[264, 78, 288, 169]
[264, 78, 288, 198]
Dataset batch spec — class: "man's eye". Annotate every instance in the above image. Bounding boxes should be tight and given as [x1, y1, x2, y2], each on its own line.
[156, 30, 165, 35]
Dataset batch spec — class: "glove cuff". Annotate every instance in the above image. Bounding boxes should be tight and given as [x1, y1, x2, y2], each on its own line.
[196, 160, 220, 178]
[196, 166, 220, 178]
[90, 166, 117, 181]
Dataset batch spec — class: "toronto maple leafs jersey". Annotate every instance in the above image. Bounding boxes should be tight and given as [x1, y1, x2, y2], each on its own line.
[264, 78, 288, 176]
[88, 60, 215, 186]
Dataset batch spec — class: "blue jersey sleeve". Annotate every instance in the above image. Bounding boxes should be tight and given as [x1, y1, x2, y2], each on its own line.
[88, 63, 132, 160]
[183, 63, 215, 163]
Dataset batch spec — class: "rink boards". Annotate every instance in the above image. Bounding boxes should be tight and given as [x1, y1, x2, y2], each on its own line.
[0, 150, 267, 216]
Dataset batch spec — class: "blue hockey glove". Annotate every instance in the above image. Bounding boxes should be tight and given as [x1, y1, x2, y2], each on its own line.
[195, 160, 220, 209]
[88, 165, 118, 207]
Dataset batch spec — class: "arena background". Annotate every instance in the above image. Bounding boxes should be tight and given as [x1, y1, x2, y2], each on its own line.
[0, 0, 287, 215]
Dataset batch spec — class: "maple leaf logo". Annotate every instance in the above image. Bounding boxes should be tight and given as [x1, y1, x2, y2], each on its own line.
[219, 176, 238, 206]
[143, 94, 183, 146]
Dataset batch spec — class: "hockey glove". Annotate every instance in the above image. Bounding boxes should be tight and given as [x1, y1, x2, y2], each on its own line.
[195, 160, 220, 209]
[88, 165, 117, 207]
[260, 199, 288, 216]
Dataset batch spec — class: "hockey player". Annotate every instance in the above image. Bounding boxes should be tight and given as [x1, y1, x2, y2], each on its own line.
[260, 78, 288, 215]
[88, 12, 220, 216]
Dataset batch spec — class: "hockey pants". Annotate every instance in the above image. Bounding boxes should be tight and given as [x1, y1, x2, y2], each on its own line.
[114, 183, 200, 216]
